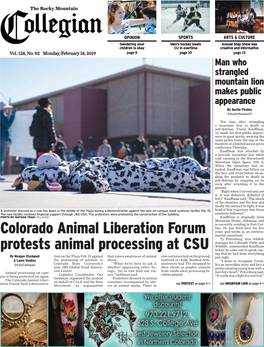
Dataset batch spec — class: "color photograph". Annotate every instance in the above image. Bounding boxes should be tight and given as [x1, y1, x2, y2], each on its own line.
[108, 1, 157, 34]
[0, 58, 211, 208]
[215, 0, 264, 33]
[161, 0, 210, 33]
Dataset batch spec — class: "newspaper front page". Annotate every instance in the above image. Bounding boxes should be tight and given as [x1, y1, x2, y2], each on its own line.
[0, 0, 263, 346]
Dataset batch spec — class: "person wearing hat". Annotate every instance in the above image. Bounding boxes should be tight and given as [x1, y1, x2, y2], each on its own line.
[0, 101, 16, 180]
[31, 97, 56, 161]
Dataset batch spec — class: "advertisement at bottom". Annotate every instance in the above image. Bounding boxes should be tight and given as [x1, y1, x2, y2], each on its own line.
[1, 292, 263, 347]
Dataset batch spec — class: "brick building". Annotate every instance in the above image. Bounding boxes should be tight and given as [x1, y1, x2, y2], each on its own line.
[5, 64, 210, 173]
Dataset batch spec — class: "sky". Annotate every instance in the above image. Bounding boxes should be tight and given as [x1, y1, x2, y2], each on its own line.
[0, 58, 210, 103]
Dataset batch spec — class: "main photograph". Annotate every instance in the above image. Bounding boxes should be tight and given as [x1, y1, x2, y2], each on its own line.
[1, 58, 211, 208]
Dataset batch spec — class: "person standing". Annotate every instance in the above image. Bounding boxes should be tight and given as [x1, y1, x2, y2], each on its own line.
[174, 139, 182, 157]
[237, 11, 243, 32]
[73, 140, 84, 160]
[133, 133, 148, 163]
[193, 135, 205, 166]
[155, 141, 166, 158]
[55, 134, 67, 160]
[242, 11, 248, 32]
[99, 139, 112, 158]
[183, 138, 194, 158]
[0, 102, 16, 180]
[165, 136, 175, 158]
[247, 8, 256, 33]
[147, 145, 155, 158]
[116, 141, 126, 159]
[30, 97, 56, 160]
[125, 143, 132, 160]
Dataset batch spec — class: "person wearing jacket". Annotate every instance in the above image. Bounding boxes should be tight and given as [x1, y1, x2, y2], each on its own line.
[55, 134, 67, 160]
[73, 140, 84, 160]
[166, 136, 175, 158]
[31, 97, 56, 160]
[133, 133, 148, 163]
[0, 101, 16, 180]
[193, 135, 205, 165]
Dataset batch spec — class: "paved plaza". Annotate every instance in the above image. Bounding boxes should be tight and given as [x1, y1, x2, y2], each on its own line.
[0, 175, 210, 209]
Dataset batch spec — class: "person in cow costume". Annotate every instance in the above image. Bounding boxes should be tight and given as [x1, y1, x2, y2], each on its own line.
[11, 152, 210, 194]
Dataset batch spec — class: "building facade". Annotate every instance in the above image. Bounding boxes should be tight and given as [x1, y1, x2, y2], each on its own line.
[5, 65, 210, 173]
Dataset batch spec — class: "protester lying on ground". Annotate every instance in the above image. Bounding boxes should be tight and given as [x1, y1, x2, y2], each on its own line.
[12, 152, 210, 194]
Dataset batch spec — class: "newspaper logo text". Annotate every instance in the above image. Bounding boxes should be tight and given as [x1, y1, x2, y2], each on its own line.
[1, 10, 102, 44]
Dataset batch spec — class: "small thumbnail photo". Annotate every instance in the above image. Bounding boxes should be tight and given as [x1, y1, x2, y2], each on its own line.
[108, 1, 157, 34]
[161, 0, 210, 34]
[215, 1, 264, 34]
[1, 293, 47, 346]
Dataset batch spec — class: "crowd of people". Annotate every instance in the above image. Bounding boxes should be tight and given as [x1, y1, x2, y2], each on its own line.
[225, 8, 257, 33]
[97, 133, 209, 167]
